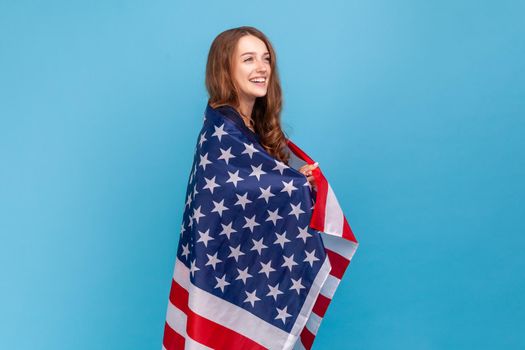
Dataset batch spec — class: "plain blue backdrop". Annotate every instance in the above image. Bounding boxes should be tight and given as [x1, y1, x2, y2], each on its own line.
[1, 0, 524, 349]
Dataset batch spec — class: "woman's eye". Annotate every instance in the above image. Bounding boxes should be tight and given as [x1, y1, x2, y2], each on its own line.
[244, 57, 253, 62]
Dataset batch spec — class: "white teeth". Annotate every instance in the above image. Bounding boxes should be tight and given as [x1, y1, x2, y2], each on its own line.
[249, 78, 266, 83]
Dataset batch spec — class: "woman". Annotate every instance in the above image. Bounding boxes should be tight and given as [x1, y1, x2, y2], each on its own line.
[162, 26, 358, 350]
[205, 26, 318, 188]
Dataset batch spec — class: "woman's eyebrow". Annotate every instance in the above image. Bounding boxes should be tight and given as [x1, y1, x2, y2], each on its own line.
[241, 51, 270, 56]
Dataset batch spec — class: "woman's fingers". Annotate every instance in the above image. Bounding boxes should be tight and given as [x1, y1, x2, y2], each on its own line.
[299, 162, 319, 175]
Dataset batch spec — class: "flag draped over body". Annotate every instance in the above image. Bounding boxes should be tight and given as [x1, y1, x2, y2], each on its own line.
[162, 103, 359, 350]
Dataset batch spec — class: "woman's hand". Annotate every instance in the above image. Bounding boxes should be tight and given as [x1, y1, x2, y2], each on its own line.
[298, 162, 319, 191]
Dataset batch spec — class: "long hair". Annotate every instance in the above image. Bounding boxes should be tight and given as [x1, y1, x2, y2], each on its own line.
[205, 26, 290, 165]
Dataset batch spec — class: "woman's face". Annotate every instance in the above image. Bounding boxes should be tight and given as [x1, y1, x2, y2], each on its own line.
[232, 35, 272, 101]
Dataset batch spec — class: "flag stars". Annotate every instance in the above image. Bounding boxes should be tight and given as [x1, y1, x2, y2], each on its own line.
[212, 123, 228, 141]
[199, 152, 212, 171]
[192, 205, 205, 224]
[197, 229, 213, 247]
[267, 283, 284, 301]
[242, 142, 259, 158]
[273, 231, 291, 248]
[236, 267, 253, 284]
[289, 202, 305, 219]
[258, 186, 275, 203]
[189, 259, 200, 278]
[181, 243, 190, 259]
[205, 252, 222, 270]
[281, 180, 298, 196]
[227, 244, 245, 262]
[249, 164, 266, 181]
[243, 214, 260, 233]
[243, 290, 261, 307]
[203, 176, 220, 194]
[282, 253, 298, 272]
[235, 192, 252, 210]
[198, 132, 207, 147]
[304, 249, 320, 267]
[211, 199, 228, 216]
[297, 225, 312, 243]
[266, 208, 283, 225]
[226, 170, 244, 188]
[273, 159, 288, 175]
[214, 274, 230, 293]
[289, 277, 306, 295]
[250, 237, 268, 254]
[218, 147, 235, 164]
[275, 305, 292, 324]
[219, 222, 236, 239]
[258, 260, 276, 278]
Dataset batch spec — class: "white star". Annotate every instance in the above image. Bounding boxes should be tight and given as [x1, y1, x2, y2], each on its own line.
[282, 253, 298, 272]
[258, 186, 275, 203]
[226, 170, 244, 187]
[218, 146, 235, 164]
[243, 290, 261, 307]
[228, 244, 245, 262]
[212, 123, 228, 141]
[272, 159, 288, 175]
[242, 142, 259, 158]
[235, 267, 253, 284]
[281, 180, 298, 196]
[199, 152, 212, 170]
[189, 259, 200, 277]
[249, 164, 266, 180]
[273, 231, 291, 248]
[235, 192, 252, 210]
[250, 237, 268, 254]
[214, 274, 230, 293]
[258, 260, 276, 278]
[203, 176, 220, 194]
[297, 225, 312, 243]
[180, 223, 186, 235]
[205, 252, 222, 270]
[266, 208, 283, 225]
[243, 214, 260, 233]
[198, 132, 207, 147]
[289, 202, 305, 219]
[181, 243, 190, 259]
[267, 283, 284, 301]
[192, 205, 205, 224]
[219, 222, 236, 239]
[185, 192, 192, 207]
[275, 305, 292, 324]
[289, 277, 306, 295]
[197, 229, 213, 247]
[211, 199, 228, 216]
[304, 249, 320, 267]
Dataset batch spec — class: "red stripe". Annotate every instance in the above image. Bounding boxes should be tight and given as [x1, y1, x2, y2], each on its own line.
[342, 216, 358, 243]
[163, 322, 185, 350]
[165, 279, 267, 350]
[312, 293, 331, 317]
[325, 248, 350, 279]
[309, 169, 328, 231]
[300, 326, 316, 350]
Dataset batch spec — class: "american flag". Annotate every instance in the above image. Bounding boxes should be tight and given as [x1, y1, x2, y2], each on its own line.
[162, 103, 359, 350]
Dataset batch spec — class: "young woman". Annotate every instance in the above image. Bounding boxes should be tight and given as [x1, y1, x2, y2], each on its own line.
[162, 26, 358, 350]
[205, 26, 319, 189]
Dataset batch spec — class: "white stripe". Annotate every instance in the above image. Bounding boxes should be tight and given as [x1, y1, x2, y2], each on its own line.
[165, 302, 213, 350]
[292, 339, 307, 350]
[320, 231, 358, 261]
[305, 311, 323, 336]
[320, 274, 340, 299]
[285, 257, 331, 349]
[172, 258, 290, 349]
[323, 184, 344, 237]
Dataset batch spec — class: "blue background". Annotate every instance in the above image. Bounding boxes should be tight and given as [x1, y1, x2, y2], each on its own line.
[1, 0, 524, 349]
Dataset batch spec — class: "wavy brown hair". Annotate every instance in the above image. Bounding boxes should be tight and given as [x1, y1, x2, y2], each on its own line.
[205, 26, 290, 165]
